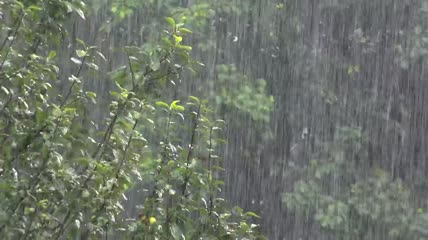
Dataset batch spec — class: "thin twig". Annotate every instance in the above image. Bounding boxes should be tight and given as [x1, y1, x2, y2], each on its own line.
[0, 10, 24, 53]
[59, 55, 87, 108]
[181, 103, 201, 196]
[80, 110, 141, 238]
[207, 126, 214, 216]
[0, 11, 24, 72]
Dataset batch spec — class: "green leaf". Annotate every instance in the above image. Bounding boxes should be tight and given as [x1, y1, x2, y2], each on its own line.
[176, 45, 192, 51]
[97, 51, 107, 61]
[69, 74, 81, 83]
[162, 37, 173, 47]
[13, 1, 23, 8]
[64, 107, 77, 114]
[173, 35, 183, 44]
[156, 101, 170, 109]
[165, 17, 176, 29]
[75, 219, 81, 229]
[86, 62, 99, 71]
[1, 86, 9, 95]
[170, 100, 184, 111]
[76, 50, 87, 58]
[47, 50, 57, 61]
[150, 61, 160, 71]
[111, 66, 127, 87]
[178, 27, 193, 35]
[76, 38, 87, 48]
[245, 211, 261, 218]
[71, 57, 82, 65]
[36, 109, 48, 125]
[28, 5, 42, 11]
[174, 105, 185, 111]
[188, 96, 200, 104]
[85, 92, 97, 103]
[38, 199, 49, 209]
[170, 224, 184, 240]
[75, 8, 85, 20]
[175, 112, 184, 120]
[24, 207, 35, 215]
[86, 92, 96, 99]
[111, 5, 117, 13]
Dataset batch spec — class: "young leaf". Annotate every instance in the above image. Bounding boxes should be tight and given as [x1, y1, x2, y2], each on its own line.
[76, 50, 87, 58]
[47, 50, 57, 61]
[71, 57, 82, 65]
[170, 100, 185, 111]
[173, 35, 183, 45]
[178, 27, 192, 35]
[86, 91, 97, 100]
[75, 8, 85, 20]
[188, 96, 200, 104]
[245, 211, 261, 218]
[165, 17, 176, 29]
[156, 101, 170, 109]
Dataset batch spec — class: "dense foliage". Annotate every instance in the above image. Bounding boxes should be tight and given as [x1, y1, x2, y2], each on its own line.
[0, 0, 265, 239]
[284, 127, 428, 239]
[3, 0, 428, 239]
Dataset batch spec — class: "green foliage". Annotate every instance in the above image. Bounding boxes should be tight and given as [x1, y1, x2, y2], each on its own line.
[127, 97, 263, 239]
[0, 0, 263, 239]
[283, 126, 428, 239]
[215, 64, 274, 123]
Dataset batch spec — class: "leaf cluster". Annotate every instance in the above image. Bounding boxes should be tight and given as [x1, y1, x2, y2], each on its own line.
[0, 1, 264, 239]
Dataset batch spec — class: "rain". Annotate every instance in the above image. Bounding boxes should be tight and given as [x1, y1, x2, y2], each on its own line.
[1, 0, 428, 239]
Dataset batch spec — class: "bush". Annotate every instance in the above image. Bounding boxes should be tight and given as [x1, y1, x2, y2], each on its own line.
[0, 1, 264, 239]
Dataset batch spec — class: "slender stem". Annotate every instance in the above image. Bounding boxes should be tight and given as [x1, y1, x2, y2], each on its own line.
[0, 10, 23, 52]
[52, 209, 72, 239]
[80, 112, 141, 238]
[0, 10, 24, 72]
[1, 6, 47, 72]
[207, 126, 214, 216]
[149, 109, 172, 199]
[59, 55, 87, 108]
[20, 210, 37, 240]
[181, 104, 201, 196]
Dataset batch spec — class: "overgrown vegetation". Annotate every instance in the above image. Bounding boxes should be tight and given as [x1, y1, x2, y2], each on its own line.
[0, 0, 265, 239]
